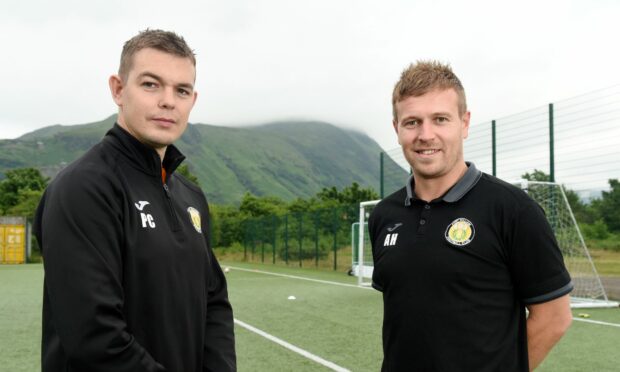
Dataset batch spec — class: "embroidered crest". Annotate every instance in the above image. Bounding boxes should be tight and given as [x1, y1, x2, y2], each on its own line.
[187, 207, 202, 233]
[445, 218, 474, 246]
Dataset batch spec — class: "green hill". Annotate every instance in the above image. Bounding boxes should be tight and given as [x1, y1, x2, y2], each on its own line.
[0, 116, 406, 204]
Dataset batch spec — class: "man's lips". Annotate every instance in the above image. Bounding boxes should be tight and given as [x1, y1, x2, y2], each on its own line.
[415, 149, 440, 155]
[152, 117, 176, 124]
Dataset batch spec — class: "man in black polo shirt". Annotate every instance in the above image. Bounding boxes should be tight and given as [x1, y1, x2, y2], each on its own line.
[369, 61, 573, 371]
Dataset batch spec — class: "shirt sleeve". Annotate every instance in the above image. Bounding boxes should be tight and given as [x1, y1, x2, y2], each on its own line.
[508, 199, 573, 304]
[35, 170, 165, 372]
[202, 203, 237, 372]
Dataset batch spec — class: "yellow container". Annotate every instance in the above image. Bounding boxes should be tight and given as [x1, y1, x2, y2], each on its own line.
[0, 218, 27, 264]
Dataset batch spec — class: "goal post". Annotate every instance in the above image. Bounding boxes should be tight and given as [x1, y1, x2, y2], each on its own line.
[514, 180, 617, 308]
[354, 182, 617, 308]
[353, 200, 381, 287]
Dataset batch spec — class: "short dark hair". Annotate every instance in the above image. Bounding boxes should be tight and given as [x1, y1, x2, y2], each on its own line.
[392, 60, 466, 121]
[118, 29, 196, 80]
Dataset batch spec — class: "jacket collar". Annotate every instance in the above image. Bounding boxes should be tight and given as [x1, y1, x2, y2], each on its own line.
[404, 162, 482, 206]
[103, 123, 186, 179]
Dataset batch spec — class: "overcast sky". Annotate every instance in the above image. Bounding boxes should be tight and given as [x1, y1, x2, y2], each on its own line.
[1, 0, 619, 150]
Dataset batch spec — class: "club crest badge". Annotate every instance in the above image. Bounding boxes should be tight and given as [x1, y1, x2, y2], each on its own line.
[187, 207, 202, 233]
[445, 218, 474, 246]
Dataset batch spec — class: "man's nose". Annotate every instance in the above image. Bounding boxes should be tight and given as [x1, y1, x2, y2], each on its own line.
[417, 121, 435, 141]
[159, 87, 176, 109]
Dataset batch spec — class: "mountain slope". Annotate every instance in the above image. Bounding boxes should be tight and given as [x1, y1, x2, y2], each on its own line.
[0, 116, 406, 204]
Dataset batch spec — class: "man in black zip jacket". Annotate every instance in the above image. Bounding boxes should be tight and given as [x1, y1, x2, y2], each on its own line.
[34, 29, 236, 372]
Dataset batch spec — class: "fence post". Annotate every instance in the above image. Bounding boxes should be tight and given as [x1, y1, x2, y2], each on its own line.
[314, 211, 319, 267]
[333, 209, 338, 271]
[298, 213, 303, 267]
[243, 221, 247, 261]
[272, 215, 276, 264]
[251, 221, 255, 261]
[285, 214, 289, 265]
[492, 120, 497, 176]
[261, 218, 265, 263]
[549, 103, 555, 182]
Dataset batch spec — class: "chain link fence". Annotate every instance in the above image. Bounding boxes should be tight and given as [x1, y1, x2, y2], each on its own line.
[241, 205, 360, 271]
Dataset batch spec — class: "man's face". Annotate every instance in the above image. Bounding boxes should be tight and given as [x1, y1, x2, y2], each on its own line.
[109, 48, 197, 156]
[393, 88, 470, 181]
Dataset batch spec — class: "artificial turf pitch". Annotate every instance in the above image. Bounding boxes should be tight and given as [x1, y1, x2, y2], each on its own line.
[1, 263, 619, 371]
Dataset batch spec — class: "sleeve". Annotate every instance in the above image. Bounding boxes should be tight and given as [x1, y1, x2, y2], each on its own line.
[508, 200, 573, 304]
[368, 208, 385, 292]
[35, 171, 165, 372]
[202, 202, 237, 372]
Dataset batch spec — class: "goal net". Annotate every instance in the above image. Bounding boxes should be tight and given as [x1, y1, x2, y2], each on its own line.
[355, 181, 617, 308]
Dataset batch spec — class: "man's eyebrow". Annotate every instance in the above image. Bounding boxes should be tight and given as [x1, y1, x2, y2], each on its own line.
[177, 82, 194, 90]
[398, 111, 455, 124]
[399, 114, 421, 123]
[138, 71, 194, 90]
[138, 71, 163, 82]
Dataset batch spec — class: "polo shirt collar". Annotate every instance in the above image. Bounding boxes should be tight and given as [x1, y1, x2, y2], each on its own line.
[404, 162, 482, 206]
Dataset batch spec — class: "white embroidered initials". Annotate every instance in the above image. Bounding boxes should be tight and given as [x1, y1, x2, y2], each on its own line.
[384, 233, 398, 246]
[140, 213, 156, 228]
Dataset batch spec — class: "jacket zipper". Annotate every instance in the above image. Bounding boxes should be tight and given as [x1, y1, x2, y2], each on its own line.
[163, 183, 181, 231]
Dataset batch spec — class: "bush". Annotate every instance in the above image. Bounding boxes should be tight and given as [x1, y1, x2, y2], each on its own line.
[581, 220, 610, 240]
[583, 232, 620, 252]
[276, 236, 333, 261]
[587, 238, 620, 252]
[212, 242, 246, 262]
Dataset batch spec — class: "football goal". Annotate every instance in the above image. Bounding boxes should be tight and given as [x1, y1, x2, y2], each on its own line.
[354, 181, 618, 308]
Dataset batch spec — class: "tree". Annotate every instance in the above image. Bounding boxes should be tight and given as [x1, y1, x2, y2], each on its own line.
[521, 169, 550, 182]
[287, 197, 316, 214]
[176, 164, 200, 186]
[0, 168, 48, 215]
[314, 183, 379, 236]
[209, 204, 244, 247]
[563, 188, 591, 223]
[580, 219, 610, 240]
[317, 182, 379, 206]
[238, 193, 287, 218]
[7, 189, 45, 220]
[521, 169, 593, 224]
[598, 179, 620, 232]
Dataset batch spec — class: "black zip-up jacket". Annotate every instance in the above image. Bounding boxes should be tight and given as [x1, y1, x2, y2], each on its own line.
[34, 124, 236, 372]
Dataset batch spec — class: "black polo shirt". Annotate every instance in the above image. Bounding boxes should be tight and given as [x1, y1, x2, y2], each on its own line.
[369, 163, 573, 372]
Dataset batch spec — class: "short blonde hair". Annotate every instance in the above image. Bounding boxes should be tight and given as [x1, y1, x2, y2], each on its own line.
[392, 60, 467, 121]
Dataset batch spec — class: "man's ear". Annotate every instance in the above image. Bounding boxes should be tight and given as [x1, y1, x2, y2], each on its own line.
[109, 74, 124, 106]
[191, 91, 198, 108]
[392, 120, 401, 145]
[461, 111, 471, 139]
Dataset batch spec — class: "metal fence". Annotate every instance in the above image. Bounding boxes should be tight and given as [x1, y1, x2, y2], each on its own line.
[242, 205, 359, 271]
[380, 85, 620, 200]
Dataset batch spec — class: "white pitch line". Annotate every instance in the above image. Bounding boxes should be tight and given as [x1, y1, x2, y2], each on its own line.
[572, 317, 620, 328]
[229, 266, 620, 330]
[234, 318, 351, 372]
[227, 266, 373, 290]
